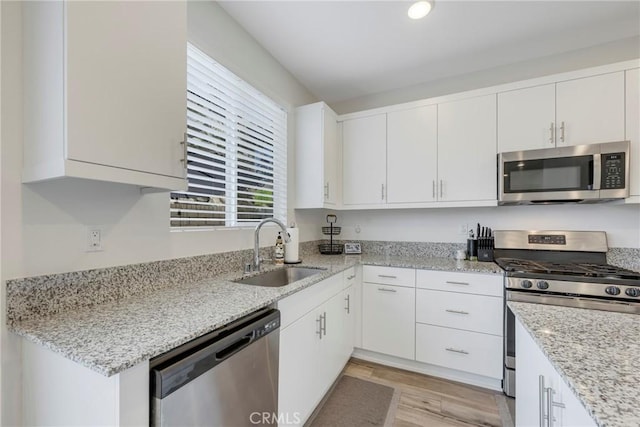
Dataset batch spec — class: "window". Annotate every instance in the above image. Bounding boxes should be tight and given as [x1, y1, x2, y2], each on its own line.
[171, 44, 287, 229]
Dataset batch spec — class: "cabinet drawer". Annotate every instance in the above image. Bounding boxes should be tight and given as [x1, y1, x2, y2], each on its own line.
[363, 266, 415, 287]
[278, 273, 343, 329]
[416, 324, 502, 379]
[343, 267, 356, 288]
[416, 270, 502, 296]
[362, 283, 415, 360]
[416, 289, 503, 336]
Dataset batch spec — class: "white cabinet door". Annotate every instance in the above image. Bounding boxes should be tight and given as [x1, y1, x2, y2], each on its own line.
[498, 84, 556, 152]
[278, 310, 321, 425]
[626, 68, 640, 198]
[342, 114, 387, 205]
[321, 292, 348, 384]
[295, 102, 339, 208]
[362, 283, 415, 360]
[515, 319, 595, 427]
[387, 105, 438, 203]
[438, 94, 497, 202]
[22, 1, 187, 190]
[556, 72, 625, 146]
[342, 284, 356, 364]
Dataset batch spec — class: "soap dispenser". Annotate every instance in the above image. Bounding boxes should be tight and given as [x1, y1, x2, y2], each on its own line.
[274, 232, 285, 265]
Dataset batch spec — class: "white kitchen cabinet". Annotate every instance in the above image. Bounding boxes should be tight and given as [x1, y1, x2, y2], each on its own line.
[295, 102, 340, 208]
[22, 340, 148, 426]
[415, 270, 503, 380]
[342, 114, 387, 205]
[437, 94, 497, 202]
[342, 284, 356, 362]
[516, 319, 596, 427]
[22, 1, 187, 190]
[626, 68, 640, 199]
[362, 266, 415, 360]
[278, 273, 352, 426]
[498, 72, 625, 152]
[387, 105, 438, 203]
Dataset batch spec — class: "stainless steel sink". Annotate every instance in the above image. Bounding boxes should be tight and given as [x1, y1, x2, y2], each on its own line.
[235, 267, 326, 287]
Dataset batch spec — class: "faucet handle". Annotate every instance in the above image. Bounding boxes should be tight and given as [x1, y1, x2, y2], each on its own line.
[244, 263, 253, 274]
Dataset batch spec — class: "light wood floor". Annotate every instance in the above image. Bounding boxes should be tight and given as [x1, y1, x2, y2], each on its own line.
[343, 358, 511, 427]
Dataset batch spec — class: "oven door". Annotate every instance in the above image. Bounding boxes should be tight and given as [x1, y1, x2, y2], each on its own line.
[498, 145, 600, 204]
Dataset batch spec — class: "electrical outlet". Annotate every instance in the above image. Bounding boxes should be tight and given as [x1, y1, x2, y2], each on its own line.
[458, 224, 469, 236]
[87, 228, 103, 252]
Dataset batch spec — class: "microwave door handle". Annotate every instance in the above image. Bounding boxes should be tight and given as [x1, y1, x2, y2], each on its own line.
[593, 154, 601, 190]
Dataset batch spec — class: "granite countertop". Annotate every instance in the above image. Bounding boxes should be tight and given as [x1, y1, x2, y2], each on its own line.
[508, 301, 640, 427]
[9, 254, 501, 377]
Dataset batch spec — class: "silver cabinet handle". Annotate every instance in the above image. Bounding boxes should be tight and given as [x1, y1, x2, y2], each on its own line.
[377, 287, 397, 293]
[180, 132, 188, 171]
[378, 274, 397, 279]
[324, 183, 329, 199]
[321, 312, 327, 336]
[546, 387, 565, 427]
[316, 315, 323, 339]
[439, 180, 443, 198]
[559, 121, 565, 143]
[381, 184, 385, 200]
[432, 180, 436, 199]
[345, 294, 351, 314]
[445, 309, 469, 315]
[446, 281, 470, 286]
[539, 376, 546, 427]
[549, 122, 555, 145]
[445, 348, 469, 355]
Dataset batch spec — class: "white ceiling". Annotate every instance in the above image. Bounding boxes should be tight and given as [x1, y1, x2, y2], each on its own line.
[218, 1, 640, 104]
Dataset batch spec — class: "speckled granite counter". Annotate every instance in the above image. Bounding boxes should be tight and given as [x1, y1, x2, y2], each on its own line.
[508, 301, 640, 427]
[8, 254, 501, 377]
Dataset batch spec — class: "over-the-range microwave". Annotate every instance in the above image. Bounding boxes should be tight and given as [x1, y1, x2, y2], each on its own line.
[498, 140, 630, 205]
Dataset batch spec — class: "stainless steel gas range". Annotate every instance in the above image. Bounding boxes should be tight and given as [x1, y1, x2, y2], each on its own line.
[493, 230, 640, 398]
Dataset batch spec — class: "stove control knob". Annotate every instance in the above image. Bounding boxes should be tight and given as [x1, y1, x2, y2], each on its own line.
[605, 286, 621, 296]
[625, 288, 640, 297]
[521, 280, 533, 289]
[537, 281, 549, 290]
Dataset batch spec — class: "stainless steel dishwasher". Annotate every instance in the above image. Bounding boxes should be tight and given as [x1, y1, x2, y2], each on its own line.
[150, 308, 280, 426]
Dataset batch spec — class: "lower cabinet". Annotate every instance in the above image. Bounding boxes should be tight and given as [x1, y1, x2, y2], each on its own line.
[362, 266, 416, 360]
[278, 271, 355, 426]
[516, 319, 595, 427]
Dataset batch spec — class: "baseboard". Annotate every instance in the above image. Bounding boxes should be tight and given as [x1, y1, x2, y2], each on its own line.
[352, 348, 503, 392]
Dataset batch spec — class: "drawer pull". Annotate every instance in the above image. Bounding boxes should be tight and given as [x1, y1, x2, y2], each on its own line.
[347, 275, 356, 280]
[445, 347, 469, 355]
[378, 274, 398, 279]
[377, 287, 397, 293]
[446, 281, 470, 286]
[445, 309, 469, 315]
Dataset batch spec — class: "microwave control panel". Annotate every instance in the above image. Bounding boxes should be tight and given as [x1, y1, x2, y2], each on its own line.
[601, 152, 625, 189]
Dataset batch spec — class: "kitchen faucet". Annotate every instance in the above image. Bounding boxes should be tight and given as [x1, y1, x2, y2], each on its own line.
[253, 218, 290, 271]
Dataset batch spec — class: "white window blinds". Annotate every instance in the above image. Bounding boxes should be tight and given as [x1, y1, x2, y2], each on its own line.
[171, 44, 287, 229]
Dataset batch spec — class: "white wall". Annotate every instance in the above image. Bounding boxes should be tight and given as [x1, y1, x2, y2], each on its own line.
[302, 204, 640, 248]
[1, 2, 316, 424]
[331, 36, 640, 114]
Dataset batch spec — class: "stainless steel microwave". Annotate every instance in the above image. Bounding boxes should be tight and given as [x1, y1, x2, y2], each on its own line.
[498, 141, 630, 205]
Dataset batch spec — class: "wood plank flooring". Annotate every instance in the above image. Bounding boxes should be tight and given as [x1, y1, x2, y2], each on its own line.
[342, 358, 512, 427]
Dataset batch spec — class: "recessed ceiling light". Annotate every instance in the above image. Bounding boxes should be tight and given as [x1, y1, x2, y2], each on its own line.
[408, 1, 433, 20]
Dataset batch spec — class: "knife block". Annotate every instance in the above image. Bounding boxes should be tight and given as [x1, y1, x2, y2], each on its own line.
[477, 248, 494, 262]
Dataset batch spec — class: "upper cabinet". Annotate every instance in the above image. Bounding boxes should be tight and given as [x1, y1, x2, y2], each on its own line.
[387, 106, 438, 203]
[626, 68, 640, 200]
[438, 95, 497, 202]
[498, 72, 625, 152]
[295, 102, 339, 208]
[342, 114, 387, 206]
[23, 1, 188, 191]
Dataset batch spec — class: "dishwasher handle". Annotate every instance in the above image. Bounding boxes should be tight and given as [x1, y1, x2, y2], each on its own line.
[215, 333, 254, 361]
